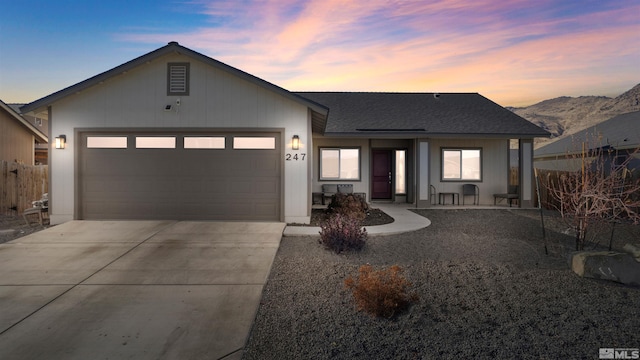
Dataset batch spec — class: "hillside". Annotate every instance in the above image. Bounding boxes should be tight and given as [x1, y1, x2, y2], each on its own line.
[509, 83, 640, 147]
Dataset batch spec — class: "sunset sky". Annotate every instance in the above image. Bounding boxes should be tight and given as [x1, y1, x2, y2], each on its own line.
[1, 0, 638, 107]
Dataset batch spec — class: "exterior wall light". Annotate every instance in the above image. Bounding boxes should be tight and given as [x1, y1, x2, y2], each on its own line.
[292, 135, 300, 150]
[55, 135, 66, 149]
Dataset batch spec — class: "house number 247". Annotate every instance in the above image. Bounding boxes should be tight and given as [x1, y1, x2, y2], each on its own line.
[285, 153, 306, 161]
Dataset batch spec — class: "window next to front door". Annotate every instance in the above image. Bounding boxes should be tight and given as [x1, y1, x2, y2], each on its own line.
[442, 148, 482, 181]
[395, 150, 406, 194]
[320, 148, 360, 180]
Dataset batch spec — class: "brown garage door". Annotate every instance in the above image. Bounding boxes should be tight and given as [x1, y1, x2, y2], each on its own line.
[78, 131, 281, 221]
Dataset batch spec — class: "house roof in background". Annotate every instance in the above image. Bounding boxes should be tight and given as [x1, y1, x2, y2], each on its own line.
[0, 99, 47, 143]
[535, 111, 640, 157]
[296, 92, 551, 138]
[20, 42, 329, 132]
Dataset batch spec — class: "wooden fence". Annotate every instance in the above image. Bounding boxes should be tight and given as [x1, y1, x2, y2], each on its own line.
[0, 160, 48, 215]
[534, 167, 640, 210]
[535, 169, 562, 210]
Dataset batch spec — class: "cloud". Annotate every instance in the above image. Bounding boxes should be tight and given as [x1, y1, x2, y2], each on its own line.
[116, 0, 640, 106]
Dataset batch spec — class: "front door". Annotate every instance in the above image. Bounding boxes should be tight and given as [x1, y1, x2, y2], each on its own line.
[371, 150, 392, 199]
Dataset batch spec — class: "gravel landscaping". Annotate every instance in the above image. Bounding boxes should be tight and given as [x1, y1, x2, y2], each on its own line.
[244, 209, 640, 359]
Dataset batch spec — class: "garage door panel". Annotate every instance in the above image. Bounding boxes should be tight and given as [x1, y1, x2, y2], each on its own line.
[80, 132, 281, 221]
[84, 200, 132, 218]
[255, 157, 279, 171]
[83, 178, 130, 194]
[254, 180, 279, 194]
[201, 180, 228, 195]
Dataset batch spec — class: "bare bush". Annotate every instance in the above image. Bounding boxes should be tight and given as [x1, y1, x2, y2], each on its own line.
[541, 138, 640, 250]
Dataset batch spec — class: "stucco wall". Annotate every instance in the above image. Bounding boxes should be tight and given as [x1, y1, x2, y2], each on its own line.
[48, 52, 310, 224]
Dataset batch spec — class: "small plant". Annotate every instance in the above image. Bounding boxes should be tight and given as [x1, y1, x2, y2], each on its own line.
[344, 264, 418, 318]
[327, 193, 368, 222]
[318, 213, 367, 253]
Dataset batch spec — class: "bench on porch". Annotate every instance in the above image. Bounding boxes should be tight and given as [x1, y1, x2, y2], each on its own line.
[493, 185, 519, 207]
[313, 184, 366, 205]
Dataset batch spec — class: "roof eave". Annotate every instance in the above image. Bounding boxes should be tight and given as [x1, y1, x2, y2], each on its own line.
[20, 42, 329, 118]
[322, 131, 551, 138]
[1, 100, 48, 143]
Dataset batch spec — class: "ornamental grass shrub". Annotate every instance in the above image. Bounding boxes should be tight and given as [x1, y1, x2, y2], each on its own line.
[327, 193, 368, 222]
[344, 264, 418, 318]
[318, 213, 367, 253]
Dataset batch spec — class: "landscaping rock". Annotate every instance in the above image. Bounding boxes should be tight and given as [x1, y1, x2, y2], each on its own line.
[570, 251, 640, 286]
[622, 243, 640, 261]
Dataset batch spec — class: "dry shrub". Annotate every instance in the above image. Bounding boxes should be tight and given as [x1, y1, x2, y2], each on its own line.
[344, 264, 418, 318]
[327, 193, 368, 222]
[319, 213, 367, 253]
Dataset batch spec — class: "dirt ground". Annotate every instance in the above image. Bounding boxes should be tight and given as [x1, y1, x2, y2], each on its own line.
[0, 213, 50, 244]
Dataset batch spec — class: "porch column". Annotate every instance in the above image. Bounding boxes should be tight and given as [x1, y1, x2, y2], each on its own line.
[519, 139, 534, 207]
[417, 140, 430, 207]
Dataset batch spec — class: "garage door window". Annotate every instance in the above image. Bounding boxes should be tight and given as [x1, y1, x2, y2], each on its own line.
[136, 136, 176, 149]
[233, 137, 276, 149]
[184, 136, 226, 149]
[86, 136, 128, 149]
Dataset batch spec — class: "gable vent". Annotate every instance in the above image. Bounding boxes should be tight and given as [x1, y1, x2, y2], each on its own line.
[167, 62, 190, 95]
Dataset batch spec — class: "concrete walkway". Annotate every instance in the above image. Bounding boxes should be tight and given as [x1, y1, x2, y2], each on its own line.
[283, 203, 431, 237]
[0, 220, 284, 360]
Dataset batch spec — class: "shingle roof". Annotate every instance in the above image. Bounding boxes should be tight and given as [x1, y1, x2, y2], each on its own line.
[535, 111, 640, 157]
[296, 92, 550, 138]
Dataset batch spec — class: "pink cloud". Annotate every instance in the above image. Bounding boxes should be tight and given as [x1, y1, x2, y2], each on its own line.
[116, 0, 640, 106]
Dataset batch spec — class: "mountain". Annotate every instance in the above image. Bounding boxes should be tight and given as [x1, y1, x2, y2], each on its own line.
[509, 83, 640, 147]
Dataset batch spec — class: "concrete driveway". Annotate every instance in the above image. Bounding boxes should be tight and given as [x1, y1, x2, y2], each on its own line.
[0, 220, 284, 360]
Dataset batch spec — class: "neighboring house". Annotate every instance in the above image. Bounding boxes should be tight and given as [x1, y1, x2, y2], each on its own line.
[0, 99, 48, 165]
[535, 111, 640, 172]
[9, 104, 50, 165]
[20, 42, 549, 225]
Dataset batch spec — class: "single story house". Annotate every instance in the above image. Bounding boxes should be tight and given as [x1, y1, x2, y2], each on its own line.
[0, 99, 48, 165]
[20, 42, 549, 225]
[535, 111, 640, 172]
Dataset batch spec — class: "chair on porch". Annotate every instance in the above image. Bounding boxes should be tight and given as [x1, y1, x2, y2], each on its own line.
[23, 193, 49, 225]
[430, 185, 437, 205]
[462, 184, 479, 205]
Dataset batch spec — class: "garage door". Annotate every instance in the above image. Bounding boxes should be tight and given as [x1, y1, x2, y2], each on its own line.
[78, 131, 281, 221]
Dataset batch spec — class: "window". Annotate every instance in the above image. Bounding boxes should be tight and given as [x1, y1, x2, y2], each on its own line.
[167, 62, 190, 95]
[442, 148, 481, 181]
[395, 150, 406, 194]
[136, 136, 176, 149]
[320, 148, 360, 180]
[184, 136, 225, 149]
[233, 137, 276, 149]
[87, 136, 128, 149]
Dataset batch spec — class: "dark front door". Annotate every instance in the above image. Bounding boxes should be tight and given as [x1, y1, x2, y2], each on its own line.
[371, 150, 392, 199]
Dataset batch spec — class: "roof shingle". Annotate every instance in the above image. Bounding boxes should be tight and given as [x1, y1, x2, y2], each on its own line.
[297, 92, 550, 138]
